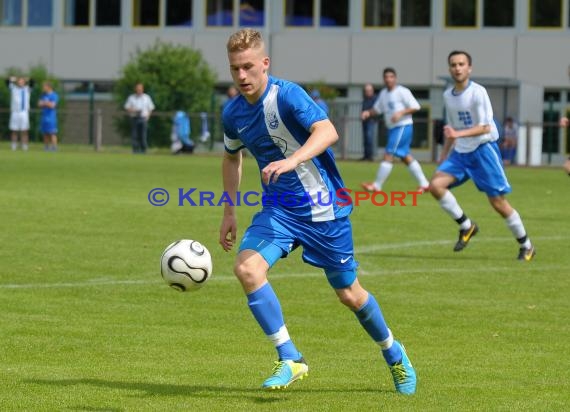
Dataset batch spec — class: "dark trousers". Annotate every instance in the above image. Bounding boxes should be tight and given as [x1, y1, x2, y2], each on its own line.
[131, 117, 148, 153]
[362, 121, 377, 160]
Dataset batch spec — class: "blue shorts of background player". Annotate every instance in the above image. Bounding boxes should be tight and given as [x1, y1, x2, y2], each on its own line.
[438, 141, 512, 197]
[386, 124, 413, 158]
[41, 121, 58, 135]
[239, 211, 358, 288]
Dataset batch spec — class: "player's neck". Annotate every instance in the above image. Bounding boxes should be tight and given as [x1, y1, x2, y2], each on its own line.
[453, 79, 470, 93]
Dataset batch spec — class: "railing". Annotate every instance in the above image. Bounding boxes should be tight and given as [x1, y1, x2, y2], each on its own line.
[1, 107, 567, 166]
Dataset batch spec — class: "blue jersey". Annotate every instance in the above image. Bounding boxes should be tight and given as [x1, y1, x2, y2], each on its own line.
[223, 76, 350, 222]
[40, 91, 58, 124]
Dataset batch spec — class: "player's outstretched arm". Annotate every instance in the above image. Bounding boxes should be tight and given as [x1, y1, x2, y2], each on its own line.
[220, 151, 242, 251]
[262, 119, 338, 184]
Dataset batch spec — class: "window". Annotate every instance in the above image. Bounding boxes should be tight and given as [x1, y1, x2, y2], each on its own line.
[364, 0, 394, 27]
[401, 0, 430, 27]
[445, 0, 476, 27]
[239, 0, 263, 26]
[320, 0, 348, 27]
[28, 0, 52, 26]
[207, 0, 232, 26]
[96, 0, 120, 26]
[530, 0, 561, 27]
[167, 0, 192, 26]
[65, 0, 89, 26]
[483, 0, 514, 27]
[411, 88, 430, 99]
[1, 0, 22, 26]
[134, 0, 160, 26]
[285, 0, 314, 27]
[544, 91, 561, 102]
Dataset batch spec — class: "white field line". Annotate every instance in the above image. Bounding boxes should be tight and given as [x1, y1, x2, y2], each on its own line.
[1, 235, 566, 290]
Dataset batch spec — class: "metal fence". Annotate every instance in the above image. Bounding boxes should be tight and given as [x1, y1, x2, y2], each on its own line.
[2, 104, 568, 166]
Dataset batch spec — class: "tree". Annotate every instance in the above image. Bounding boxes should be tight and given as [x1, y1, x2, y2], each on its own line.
[0, 64, 64, 142]
[114, 41, 217, 147]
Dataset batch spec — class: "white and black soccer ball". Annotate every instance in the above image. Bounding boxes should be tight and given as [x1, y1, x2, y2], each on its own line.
[160, 239, 213, 292]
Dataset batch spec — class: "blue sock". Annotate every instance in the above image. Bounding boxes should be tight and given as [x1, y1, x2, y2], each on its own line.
[355, 293, 402, 365]
[247, 283, 301, 361]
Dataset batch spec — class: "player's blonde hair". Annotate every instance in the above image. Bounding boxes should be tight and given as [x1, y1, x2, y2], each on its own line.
[226, 28, 265, 53]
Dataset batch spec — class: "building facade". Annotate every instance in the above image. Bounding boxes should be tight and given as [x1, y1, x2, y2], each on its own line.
[1, 0, 569, 160]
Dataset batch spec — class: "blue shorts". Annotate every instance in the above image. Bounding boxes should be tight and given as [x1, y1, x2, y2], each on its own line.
[239, 210, 358, 289]
[41, 121, 57, 134]
[386, 125, 413, 158]
[438, 142, 512, 197]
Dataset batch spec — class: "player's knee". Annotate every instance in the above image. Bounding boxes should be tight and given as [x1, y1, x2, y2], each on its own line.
[233, 259, 255, 280]
[336, 289, 361, 310]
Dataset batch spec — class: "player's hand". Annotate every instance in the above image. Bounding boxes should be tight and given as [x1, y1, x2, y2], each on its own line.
[443, 125, 458, 139]
[219, 214, 237, 252]
[560, 117, 569, 127]
[361, 110, 370, 121]
[261, 158, 298, 185]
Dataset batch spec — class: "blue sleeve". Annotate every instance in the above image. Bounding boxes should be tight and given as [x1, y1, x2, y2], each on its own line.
[222, 111, 245, 154]
[279, 83, 328, 131]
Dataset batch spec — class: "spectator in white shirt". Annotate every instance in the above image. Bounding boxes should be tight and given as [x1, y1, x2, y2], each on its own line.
[124, 83, 155, 153]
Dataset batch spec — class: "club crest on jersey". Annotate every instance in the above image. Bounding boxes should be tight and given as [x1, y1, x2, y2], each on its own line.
[266, 111, 279, 129]
[271, 135, 287, 154]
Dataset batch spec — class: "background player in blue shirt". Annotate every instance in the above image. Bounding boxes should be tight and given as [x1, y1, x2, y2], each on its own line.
[218, 28, 416, 394]
[38, 81, 59, 152]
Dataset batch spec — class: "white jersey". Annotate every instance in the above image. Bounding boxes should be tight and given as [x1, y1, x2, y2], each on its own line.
[444, 81, 498, 153]
[372, 85, 420, 129]
[124, 93, 155, 119]
[10, 83, 31, 113]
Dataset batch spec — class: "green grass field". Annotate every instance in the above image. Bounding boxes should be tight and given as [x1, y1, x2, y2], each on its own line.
[1, 145, 569, 411]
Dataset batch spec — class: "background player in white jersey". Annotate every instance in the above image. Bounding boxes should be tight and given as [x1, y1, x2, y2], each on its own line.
[360, 68, 429, 193]
[219, 29, 416, 394]
[430, 50, 535, 261]
[7, 76, 32, 151]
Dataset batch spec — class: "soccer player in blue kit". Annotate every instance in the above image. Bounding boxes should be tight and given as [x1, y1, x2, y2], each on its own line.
[430, 51, 535, 261]
[218, 29, 416, 395]
[38, 81, 59, 151]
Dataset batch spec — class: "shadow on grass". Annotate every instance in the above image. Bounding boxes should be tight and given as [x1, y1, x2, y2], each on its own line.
[27, 378, 387, 403]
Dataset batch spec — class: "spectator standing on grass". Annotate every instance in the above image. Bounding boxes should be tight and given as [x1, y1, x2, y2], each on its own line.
[7, 76, 33, 151]
[361, 83, 377, 161]
[124, 83, 155, 153]
[500, 117, 518, 165]
[310, 89, 329, 115]
[560, 116, 570, 175]
[38, 81, 59, 152]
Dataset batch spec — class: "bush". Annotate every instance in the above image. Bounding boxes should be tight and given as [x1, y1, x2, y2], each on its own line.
[0, 64, 64, 142]
[114, 41, 217, 147]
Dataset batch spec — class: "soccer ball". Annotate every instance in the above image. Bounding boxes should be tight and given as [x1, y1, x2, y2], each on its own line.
[160, 239, 213, 292]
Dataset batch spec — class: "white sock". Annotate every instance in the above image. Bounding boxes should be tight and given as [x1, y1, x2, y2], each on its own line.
[439, 191, 471, 230]
[268, 325, 291, 347]
[22, 144, 29, 151]
[11, 142, 17, 151]
[378, 328, 394, 350]
[506, 210, 531, 248]
[408, 159, 429, 187]
[374, 161, 393, 190]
